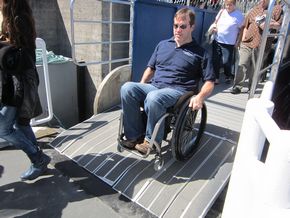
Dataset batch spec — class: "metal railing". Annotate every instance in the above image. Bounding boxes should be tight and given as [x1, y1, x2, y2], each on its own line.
[249, 0, 290, 98]
[31, 38, 53, 126]
[69, 0, 263, 71]
[70, 0, 133, 70]
[157, 0, 261, 12]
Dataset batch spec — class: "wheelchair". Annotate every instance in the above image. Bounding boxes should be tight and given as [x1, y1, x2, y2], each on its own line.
[117, 91, 207, 171]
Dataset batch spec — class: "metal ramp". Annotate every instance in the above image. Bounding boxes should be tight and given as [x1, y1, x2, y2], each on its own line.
[50, 84, 248, 217]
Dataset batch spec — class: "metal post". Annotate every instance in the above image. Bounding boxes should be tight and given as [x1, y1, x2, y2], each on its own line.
[70, 0, 76, 64]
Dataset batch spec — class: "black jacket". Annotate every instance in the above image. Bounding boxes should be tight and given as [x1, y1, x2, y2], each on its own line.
[0, 42, 42, 123]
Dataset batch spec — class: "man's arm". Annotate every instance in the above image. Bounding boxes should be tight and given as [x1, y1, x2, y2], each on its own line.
[188, 81, 214, 110]
[140, 67, 155, 83]
[241, 25, 249, 42]
[259, 5, 283, 31]
[235, 25, 245, 47]
[259, 19, 281, 31]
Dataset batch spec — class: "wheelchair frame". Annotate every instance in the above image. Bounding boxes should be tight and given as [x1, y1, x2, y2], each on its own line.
[117, 92, 207, 170]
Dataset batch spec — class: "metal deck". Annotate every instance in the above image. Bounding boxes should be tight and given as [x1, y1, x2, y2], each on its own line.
[50, 83, 249, 217]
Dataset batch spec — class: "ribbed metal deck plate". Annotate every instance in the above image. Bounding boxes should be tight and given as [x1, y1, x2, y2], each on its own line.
[50, 85, 248, 217]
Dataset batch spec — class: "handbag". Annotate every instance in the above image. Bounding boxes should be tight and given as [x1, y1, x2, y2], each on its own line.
[205, 23, 217, 44]
[205, 9, 224, 44]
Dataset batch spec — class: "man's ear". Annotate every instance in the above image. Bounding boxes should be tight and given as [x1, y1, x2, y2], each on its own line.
[191, 24, 195, 32]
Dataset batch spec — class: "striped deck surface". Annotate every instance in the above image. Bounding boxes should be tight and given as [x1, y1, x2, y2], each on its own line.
[50, 83, 250, 217]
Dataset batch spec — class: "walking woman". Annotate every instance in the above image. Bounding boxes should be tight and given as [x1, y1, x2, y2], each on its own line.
[210, 0, 244, 84]
[0, 0, 50, 181]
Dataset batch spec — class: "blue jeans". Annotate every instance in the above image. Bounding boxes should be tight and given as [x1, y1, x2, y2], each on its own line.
[0, 105, 38, 156]
[121, 82, 184, 144]
[212, 40, 235, 79]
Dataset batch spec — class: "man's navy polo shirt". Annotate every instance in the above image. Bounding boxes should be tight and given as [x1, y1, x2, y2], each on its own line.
[147, 37, 215, 93]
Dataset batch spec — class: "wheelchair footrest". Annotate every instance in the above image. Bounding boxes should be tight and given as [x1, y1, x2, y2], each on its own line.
[117, 141, 164, 171]
[117, 141, 151, 158]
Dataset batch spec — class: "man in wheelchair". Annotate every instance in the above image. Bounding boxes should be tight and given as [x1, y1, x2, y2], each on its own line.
[120, 8, 215, 155]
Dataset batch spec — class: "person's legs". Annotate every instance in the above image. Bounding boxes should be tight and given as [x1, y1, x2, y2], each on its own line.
[212, 40, 222, 83]
[259, 46, 273, 82]
[16, 122, 51, 181]
[232, 44, 253, 94]
[143, 88, 184, 144]
[120, 82, 158, 141]
[135, 87, 184, 154]
[0, 105, 50, 180]
[0, 106, 38, 155]
[248, 47, 259, 90]
[15, 123, 38, 146]
[221, 43, 235, 82]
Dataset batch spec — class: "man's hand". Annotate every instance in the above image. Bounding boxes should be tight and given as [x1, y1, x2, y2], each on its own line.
[188, 81, 214, 111]
[189, 95, 204, 111]
[259, 19, 281, 31]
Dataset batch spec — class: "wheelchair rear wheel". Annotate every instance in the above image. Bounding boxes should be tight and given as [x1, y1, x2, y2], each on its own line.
[171, 101, 207, 161]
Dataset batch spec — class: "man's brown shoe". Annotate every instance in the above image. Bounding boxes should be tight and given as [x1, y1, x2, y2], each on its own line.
[120, 137, 143, 149]
[135, 139, 150, 154]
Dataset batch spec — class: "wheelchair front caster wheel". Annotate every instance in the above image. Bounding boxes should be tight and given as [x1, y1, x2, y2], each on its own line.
[117, 144, 124, 152]
[154, 157, 164, 171]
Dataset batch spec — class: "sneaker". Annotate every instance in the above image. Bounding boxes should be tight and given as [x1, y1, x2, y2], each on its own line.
[230, 86, 241, 94]
[214, 79, 219, 85]
[135, 139, 150, 154]
[21, 152, 51, 181]
[120, 137, 143, 149]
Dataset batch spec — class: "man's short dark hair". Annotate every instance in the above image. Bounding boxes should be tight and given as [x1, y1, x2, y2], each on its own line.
[174, 7, 195, 26]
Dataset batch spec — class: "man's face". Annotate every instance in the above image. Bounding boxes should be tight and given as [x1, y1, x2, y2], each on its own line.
[173, 14, 194, 46]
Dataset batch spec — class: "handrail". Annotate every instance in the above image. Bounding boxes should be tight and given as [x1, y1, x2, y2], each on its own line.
[75, 57, 131, 67]
[31, 38, 53, 126]
[70, 0, 76, 64]
[103, 0, 132, 5]
[268, 0, 290, 82]
[70, 0, 133, 67]
[249, 0, 290, 98]
[73, 20, 131, 24]
[248, 0, 276, 99]
[74, 40, 131, 46]
[158, 0, 261, 12]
